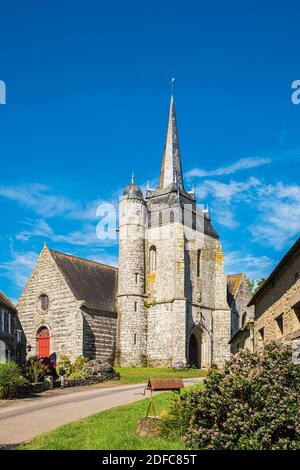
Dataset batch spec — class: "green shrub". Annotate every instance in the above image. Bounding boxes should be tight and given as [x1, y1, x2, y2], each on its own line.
[68, 370, 86, 380]
[25, 356, 45, 383]
[56, 355, 72, 377]
[160, 343, 300, 450]
[73, 356, 87, 372]
[57, 355, 88, 379]
[0, 361, 27, 398]
[24, 356, 57, 383]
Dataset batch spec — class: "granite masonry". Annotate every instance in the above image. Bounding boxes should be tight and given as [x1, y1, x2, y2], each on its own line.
[228, 274, 255, 354]
[17, 95, 255, 368]
[249, 237, 300, 353]
[17, 247, 117, 362]
[117, 95, 233, 368]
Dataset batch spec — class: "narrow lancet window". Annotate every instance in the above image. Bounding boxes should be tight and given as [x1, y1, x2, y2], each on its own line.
[149, 246, 157, 272]
[197, 249, 201, 278]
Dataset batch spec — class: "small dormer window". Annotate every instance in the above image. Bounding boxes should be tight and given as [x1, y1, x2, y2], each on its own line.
[39, 294, 49, 312]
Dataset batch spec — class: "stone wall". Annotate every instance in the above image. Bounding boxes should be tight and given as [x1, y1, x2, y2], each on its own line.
[235, 277, 254, 330]
[82, 308, 117, 364]
[17, 246, 84, 361]
[117, 197, 147, 366]
[254, 250, 300, 351]
[229, 275, 255, 353]
[212, 309, 231, 365]
[117, 185, 231, 368]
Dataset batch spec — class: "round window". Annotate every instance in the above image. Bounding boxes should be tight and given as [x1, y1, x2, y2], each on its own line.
[39, 294, 49, 312]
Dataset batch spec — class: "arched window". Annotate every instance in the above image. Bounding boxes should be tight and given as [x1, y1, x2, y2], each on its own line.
[197, 249, 201, 278]
[170, 210, 174, 223]
[242, 312, 247, 327]
[148, 213, 152, 228]
[39, 294, 49, 311]
[149, 246, 157, 272]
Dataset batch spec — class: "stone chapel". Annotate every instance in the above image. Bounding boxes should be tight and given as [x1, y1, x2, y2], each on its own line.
[17, 94, 251, 368]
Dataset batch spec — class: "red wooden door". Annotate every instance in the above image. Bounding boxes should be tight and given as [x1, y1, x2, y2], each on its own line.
[37, 327, 50, 358]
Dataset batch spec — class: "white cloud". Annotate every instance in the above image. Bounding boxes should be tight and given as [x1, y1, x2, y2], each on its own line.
[196, 177, 261, 203]
[0, 183, 118, 221]
[0, 184, 78, 218]
[16, 219, 53, 241]
[195, 174, 300, 249]
[186, 157, 271, 178]
[224, 250, 273, 280]
[0, 249, 38, 289]
[211, 207, 238, 229]
[16, 219, 118, 247]
[250, 182, 300, 249]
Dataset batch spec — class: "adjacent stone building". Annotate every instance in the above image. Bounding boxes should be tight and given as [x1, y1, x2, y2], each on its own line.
[249, 237, 300, 354]
[117, 95, 231, 368]
[17, 246, 118, 362]
[0, 291, 25, 363]
[227, 274, 255, 354]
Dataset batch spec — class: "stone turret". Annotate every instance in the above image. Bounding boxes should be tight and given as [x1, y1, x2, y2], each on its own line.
[117, 176, 148, 365]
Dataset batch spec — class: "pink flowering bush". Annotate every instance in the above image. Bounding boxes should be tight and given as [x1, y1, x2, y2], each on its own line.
[25, 356, 57, 383]
[161, 343, 300, 450]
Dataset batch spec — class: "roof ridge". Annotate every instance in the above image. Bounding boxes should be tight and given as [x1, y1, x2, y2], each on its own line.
[249, 237, 300, 306]
[0, 291, 16, 310]
[49, 249, 118, 271]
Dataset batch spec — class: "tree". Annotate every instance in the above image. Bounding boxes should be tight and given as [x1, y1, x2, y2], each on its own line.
[254, 277, 266, 293]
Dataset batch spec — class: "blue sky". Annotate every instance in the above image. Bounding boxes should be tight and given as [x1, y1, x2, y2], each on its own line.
[0, 0, 300, 302]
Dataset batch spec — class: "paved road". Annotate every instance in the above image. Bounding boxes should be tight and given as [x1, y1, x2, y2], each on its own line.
[0, 378, 203, 448]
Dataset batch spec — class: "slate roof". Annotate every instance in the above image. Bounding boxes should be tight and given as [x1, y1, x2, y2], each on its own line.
[123, 176, 144, 200]
[159, 95, 184, 190]
[49, 250, 118, 313]
[0, 291, 16, 311]
[146, 186, 219, 239]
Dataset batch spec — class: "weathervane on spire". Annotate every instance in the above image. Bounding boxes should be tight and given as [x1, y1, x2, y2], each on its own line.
[170, 76, 175, 96]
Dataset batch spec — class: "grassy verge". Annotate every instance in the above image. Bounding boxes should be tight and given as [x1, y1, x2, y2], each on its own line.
[19, 385, 203, 450]
[115, 367, 207, 384]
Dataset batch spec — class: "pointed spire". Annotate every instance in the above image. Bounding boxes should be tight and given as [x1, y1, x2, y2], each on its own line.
[159, 94, 184, 190]
[131, 172, 135, 184]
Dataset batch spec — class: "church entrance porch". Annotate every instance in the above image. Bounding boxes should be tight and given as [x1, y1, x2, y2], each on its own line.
[37, 326, 50, 358]
[188, 333, 200, 367]
[188, 326, 211, 368]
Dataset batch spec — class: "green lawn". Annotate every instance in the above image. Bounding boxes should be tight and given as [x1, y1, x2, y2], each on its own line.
[19, 387, 203, 450]
[115, 367, 207, 384]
